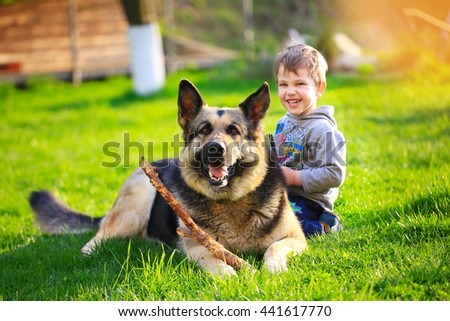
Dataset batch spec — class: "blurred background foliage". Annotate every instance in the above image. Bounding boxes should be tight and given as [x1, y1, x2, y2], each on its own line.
[1, 0, 449, 77]
[165, 0, 450, 75]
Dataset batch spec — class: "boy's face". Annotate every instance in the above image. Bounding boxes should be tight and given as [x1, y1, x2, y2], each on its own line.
[276, 65, 326, 116]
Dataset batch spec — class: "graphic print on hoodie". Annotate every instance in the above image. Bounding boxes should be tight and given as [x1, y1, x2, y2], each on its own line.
[274, 121, 306, 169]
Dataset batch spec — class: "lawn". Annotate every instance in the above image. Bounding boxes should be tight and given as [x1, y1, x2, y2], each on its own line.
[0, 63, 449, 300]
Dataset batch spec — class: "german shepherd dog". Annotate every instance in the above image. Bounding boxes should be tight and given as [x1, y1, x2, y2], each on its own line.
[29, 79, 307, 275]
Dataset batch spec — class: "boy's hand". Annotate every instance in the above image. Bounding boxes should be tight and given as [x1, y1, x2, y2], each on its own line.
[281, 166, 302, 187]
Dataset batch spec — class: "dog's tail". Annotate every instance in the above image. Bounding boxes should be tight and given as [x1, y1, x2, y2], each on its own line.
[29, 190, 102, 234]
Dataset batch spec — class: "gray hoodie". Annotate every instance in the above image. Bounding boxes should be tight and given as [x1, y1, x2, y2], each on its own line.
[273, 105, 346, 212]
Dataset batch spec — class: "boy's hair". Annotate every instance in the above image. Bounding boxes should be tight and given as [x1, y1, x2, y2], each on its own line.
[274, 44, 328, 86]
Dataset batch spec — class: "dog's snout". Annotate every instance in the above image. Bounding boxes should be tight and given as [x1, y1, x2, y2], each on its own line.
[207, 141, 225, 157]
[203, 141, 226, 166]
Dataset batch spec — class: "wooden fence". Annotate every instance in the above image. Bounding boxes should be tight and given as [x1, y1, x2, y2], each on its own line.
[0, 0, 130, 82]
[0, 0, 240, 84]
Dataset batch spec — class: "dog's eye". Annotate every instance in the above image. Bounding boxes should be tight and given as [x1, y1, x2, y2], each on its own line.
[227, 126, 240, 136]
[200, 126, 211, 136]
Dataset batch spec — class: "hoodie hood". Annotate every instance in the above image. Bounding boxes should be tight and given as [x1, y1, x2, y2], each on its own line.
[287, 105, 336, 127]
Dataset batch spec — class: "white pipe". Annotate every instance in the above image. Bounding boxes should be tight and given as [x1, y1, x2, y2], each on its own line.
[128, 23, 166, 95]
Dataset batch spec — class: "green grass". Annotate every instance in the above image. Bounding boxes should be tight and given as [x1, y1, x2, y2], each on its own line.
[0, 64, 449, 300]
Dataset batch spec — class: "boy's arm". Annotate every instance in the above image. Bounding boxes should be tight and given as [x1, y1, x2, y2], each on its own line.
[301, 165, 345, 192]
[281, 164, 344, 190]
[281, 166, 302, 187]
[282, 130, 346, 191]
[301, 130, 346, 192]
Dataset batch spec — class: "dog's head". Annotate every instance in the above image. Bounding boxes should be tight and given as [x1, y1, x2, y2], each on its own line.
[178, 79, 271, 200]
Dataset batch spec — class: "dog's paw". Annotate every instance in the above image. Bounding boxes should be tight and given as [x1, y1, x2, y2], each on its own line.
[263, 244, 289, 273]
[81, 243, 94, 255]
[216, 264, 237, 277]
[81, 236, 100, 255]
[205, 262, 237, 276]
[200, 258, 237, 276]
[264, 255, 288, 273]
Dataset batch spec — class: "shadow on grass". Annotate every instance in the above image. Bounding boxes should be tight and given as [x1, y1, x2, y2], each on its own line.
[0, 232, 185, 300]
[366, 106, 450, 127]
[108, 88, 176, 109]
[2, 189, 447, 300]
[323, 189, 449, 300]
[372, 262, 449, 300]
[347, 188, 448, 230]
[43, 100, 93, 112]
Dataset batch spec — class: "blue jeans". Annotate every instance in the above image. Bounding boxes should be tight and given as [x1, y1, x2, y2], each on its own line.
[289, 195, 342, 237]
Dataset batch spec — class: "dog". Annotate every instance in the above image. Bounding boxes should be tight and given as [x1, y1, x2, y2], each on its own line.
[29, 79, 307, 275]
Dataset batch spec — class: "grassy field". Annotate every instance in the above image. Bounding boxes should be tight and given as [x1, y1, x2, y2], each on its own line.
[0, 63, 449, 300]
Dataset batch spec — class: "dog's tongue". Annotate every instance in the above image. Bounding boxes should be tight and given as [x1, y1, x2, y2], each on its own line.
[208, 165, 227, 179]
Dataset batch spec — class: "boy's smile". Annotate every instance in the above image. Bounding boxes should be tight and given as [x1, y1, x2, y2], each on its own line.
[277, 66, 326, 116]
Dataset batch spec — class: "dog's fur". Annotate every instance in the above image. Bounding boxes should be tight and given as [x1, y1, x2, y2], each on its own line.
[29, 79, 307, 275]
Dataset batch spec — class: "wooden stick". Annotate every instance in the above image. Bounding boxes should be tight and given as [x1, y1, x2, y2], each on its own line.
[139, 157, 251, 270]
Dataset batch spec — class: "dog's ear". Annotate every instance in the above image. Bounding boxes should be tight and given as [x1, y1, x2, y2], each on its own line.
[178, 79, 205, 130]
[239, 82, 270, 128]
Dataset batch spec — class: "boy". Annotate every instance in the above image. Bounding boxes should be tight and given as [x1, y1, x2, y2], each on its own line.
[273, 44, 346, 236]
